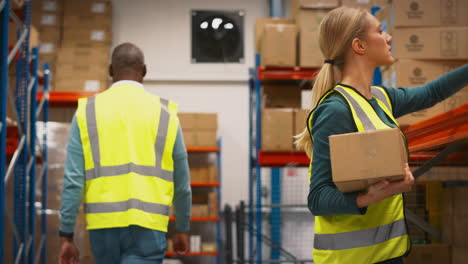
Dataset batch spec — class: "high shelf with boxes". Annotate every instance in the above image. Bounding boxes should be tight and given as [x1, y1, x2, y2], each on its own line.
[166, 113, 222, 264]
[1, 0, 50, 263]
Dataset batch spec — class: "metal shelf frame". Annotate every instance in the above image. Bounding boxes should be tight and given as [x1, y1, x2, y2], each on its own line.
[248, 53, 319, 264]
[1, 1, 50, 263]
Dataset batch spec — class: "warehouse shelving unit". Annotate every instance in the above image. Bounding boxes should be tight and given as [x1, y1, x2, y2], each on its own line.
[1, 1, 50, 263]
[248, 53, 318, 264]
[166, 144, 222, 264]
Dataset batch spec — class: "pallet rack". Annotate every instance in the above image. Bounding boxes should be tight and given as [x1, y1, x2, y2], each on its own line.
[1, 0, 50, 263]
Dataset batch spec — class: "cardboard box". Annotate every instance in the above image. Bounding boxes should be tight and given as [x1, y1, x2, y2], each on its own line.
[392, 0, 468, 28]
[290, 0, 339, 19]
[294, 109, 310, 136]
[403, 244, 451, 264]
[263, 85, 301, 108]
[260, 24, 297, 67]
[261, 109, 294, 151]
[388, 60, 468, 126]
[208, 166, 218, 183]
[33, 0, 63, 13]
[32, 13, 62, 29]
[208, 191, 218, 217]
[56, 62, 108, 80]
[341, 0, 389, 9]
[54, 78, 107, 92]
[63, 14, 112, 29]
[329, 128, 406, 193]
[63, 28, 112, 45]
[255, 18, 293, 52]
[64, 0, 112, 16]
[296, 9, 330, 67]
[202, 242, 217, 252]
[393, 27, 468, 59]
[178, 113, 218, 131]
[452, 247, 468, 264]
[183, 130, 217, 148]
[57, 46, 110, 64]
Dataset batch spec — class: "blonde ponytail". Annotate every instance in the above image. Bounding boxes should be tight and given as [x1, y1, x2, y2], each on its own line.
[294, 7, 369, 156]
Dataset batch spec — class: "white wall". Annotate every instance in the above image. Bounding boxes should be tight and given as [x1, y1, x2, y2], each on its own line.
[111, 0, 277, 206]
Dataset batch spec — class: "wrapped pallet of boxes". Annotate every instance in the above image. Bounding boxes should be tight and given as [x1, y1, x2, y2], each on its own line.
[260, 23, 297, 67]
[329, 128, 406, 193]
[55, 0, 112, 91]
[291, 0, 338, 67]
[179, 113, 218, 147]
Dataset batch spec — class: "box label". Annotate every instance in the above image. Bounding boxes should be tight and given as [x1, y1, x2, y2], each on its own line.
[405, 34, 424, 52]
[91, 3, 106, 14]
[440, 31, 458, 57]
[440, 0, 457, 24]
[84, 80, 101, 92]
[41, 15, 56, 26]
[90, 30, 106, 41]
[43, 1, 58, 11]
[405, 1, 424, 19]
[39, 43, 55, 54]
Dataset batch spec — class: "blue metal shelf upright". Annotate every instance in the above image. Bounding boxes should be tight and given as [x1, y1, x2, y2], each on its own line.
[0, 0, 50, 263]
[248, 54, 318, 264]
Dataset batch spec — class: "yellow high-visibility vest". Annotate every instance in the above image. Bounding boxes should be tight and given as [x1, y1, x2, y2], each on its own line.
[76, 82, 179, 232]
[308, 84, 410, 264]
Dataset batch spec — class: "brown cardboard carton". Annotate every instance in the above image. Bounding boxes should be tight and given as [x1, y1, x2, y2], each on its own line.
[294, 109, 310, 136]
[263, 85, 301, 108]
[389, 60, 468, 126]
[56, 62, 108, 80]
[452, 247, 468, 264]
[260, 24, 297, 67]
[296, 9, 330, 67]
[341, 0, 389, 9]
[63, 15, 112, 29]
[54, 78, 107, 92]
[63, 28, 112, 45]
[261, 109, 294, 151]
[178, 113, 218, 131]
[64, 0, 112, 16]
[329, 128, 406, 193]
[33, 0, 63, 13]
[208, 166, 218, 182]
[208, 191, 218, 217]
[57, 45, 110, 64]
[393, 27, 468, 59]
[183, 130, 217, 148]
[403, 244, 451, 264]
[255, 18, 293, 52]
[290, 0, 339, 19]
[32, 12, 62, 29]
[392, 0, 468, 27]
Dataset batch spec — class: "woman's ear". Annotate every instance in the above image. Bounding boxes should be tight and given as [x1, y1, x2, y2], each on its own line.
[351, 38, 366, 56]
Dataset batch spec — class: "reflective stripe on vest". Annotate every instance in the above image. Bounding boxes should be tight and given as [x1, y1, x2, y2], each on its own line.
[84, 96, 174, 183]
[314, 218, 407, 250]
[86, 198, 170, 216]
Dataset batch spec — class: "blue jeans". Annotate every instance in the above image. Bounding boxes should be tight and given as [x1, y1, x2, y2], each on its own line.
[89, 225, 167, 264]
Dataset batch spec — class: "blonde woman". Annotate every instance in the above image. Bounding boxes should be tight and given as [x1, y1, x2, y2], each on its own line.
[295, 7, 468, 264]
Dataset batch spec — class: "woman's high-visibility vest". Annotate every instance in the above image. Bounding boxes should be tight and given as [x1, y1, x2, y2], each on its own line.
[76, 83, 179, 232]
[308, 84, 410, 264]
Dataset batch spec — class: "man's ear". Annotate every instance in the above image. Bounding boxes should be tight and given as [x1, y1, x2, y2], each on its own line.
[351, 38, 366, 56]
[143, 64, 147, 77]
[109, 64, 113, 77]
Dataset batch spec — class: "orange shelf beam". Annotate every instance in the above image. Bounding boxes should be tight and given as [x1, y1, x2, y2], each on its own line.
[258, 151, 310, 167]
[186, 147, 219, 152]
[257, 66, 320, 80]
[403, 104, 468, 152]
[165, 251, 218, 257]
[37, 91, 98, 106]
[191, 182, 220, 187]
[169, 217, 219, 222]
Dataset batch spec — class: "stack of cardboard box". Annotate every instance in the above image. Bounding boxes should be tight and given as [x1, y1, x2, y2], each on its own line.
[55, 0, 112, 92]
[379, 0, 468, 126]
[32, 0, 62, 77]
[178, 113, 218, 148]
